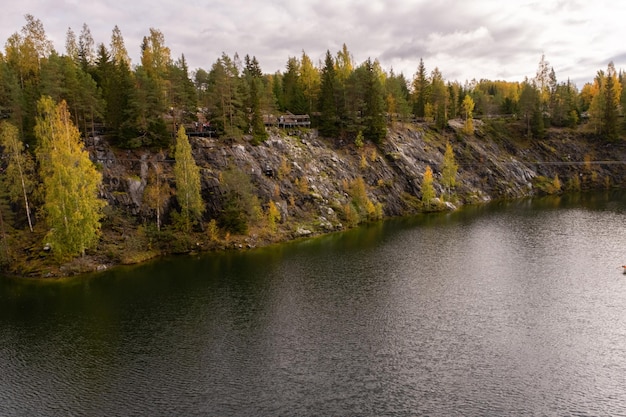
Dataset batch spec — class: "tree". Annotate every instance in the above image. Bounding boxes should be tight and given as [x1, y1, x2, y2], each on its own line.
[421, 166, 435, 209]
[429, 67, 448, 129]
[206, 53, 245, 138]
[519, 79, 542, 138]
[461, 94, 475, 134]
[534, 54, 551, 114]
[78, 23, 95, 70]
[34, 96, 105, 258]
[244, 55, 268, 144]
[384, 69, 411, 123]
[168, 54, 197, 133]
[335, 44, 354, 125]
[361, 58, 386, 143]
[143, 152, 171, 231]
[441, 142, 458, 198]
[65, 27, 79, 63]
[282, 56, 306, 113]
[218, 166, 261, 234]
[21, 14, 53, 69]
[110, 25, 130, 67]
[173, 126, 204, 232]
[0, 121, 35, 231]
[412, 58, 429, 118]
[299, 51, 320, 114]
[603, 62, 621, 140]
[318, 50, 339, 137]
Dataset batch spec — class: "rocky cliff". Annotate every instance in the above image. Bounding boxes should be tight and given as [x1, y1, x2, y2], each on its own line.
[14, 119, 626, 277]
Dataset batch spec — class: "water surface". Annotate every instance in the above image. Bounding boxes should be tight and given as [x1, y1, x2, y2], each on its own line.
[2, 192, 626, 416]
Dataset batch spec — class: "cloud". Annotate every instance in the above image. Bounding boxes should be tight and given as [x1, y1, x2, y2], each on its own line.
[1, 0, 625, 88]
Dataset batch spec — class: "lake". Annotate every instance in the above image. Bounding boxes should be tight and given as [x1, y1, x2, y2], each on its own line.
[2, 191, 626, 416]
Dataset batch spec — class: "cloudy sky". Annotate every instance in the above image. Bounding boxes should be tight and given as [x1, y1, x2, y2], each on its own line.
[1, 0, 625, 87]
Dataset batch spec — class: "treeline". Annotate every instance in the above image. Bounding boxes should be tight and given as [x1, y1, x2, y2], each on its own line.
[2, 15, 626, 152]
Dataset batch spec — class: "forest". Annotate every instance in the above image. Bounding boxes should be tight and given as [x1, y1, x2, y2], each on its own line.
[1, 15, 625, 272]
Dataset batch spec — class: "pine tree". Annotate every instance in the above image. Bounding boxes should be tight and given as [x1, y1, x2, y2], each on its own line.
[318, 50, 339, 137]
[412, 58, 428, 118]
[173, 126, 204, 232]
[362, 58, 386, 143]
[34, 96, 105, 258]
[78, 23, 95, 71]
[603, 62, 621, 141]
[244, 55, 268, 144]
[282, 56, 306, 113]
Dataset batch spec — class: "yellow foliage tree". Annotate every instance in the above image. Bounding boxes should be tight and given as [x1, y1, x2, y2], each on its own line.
[267, 200, 281, 233]
[462, 94, 475, 134]
[441, 142, 458, 198]
[173, 126, 204, 232]
[421, 166, 436, 209]
[35, 96, 105, 258]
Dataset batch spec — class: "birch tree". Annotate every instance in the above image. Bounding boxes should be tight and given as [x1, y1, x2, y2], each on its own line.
[35, 96, 105, 258]
[421, 166, 435, 209]
[441, 142, 458, 199]
[143, 152, 171, 231]
[173, 126, 204, 232]
[0, 121, 35, 231]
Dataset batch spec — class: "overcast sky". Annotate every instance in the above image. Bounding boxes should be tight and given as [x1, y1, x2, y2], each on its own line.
[1, 0, 625, 88]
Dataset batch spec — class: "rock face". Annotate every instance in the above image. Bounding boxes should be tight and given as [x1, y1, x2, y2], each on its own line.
[95, 122, 626, 237]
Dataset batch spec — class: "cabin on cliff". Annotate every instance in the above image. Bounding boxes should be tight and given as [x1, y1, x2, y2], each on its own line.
[264, 112, 311, 128]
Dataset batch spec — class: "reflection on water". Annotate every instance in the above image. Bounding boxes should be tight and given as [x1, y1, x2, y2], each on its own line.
[2, 192, 626, 416]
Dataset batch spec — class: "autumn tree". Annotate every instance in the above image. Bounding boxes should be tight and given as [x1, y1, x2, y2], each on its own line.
[124, 28, 172, 147]
[441, 142, 458, 198]
[461, 94, 475, 134]
[0, 121, 35, 231]
[334, 43, 355, 125]
[110, 25, 130, 67]
[421, 166, 436, 209]
[21, 14, 53, 70]
[143, 152, 171, 231]
[173, 126, 204, 232]
[34, 96, 105, 258]
[299, 51, 320, 114]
